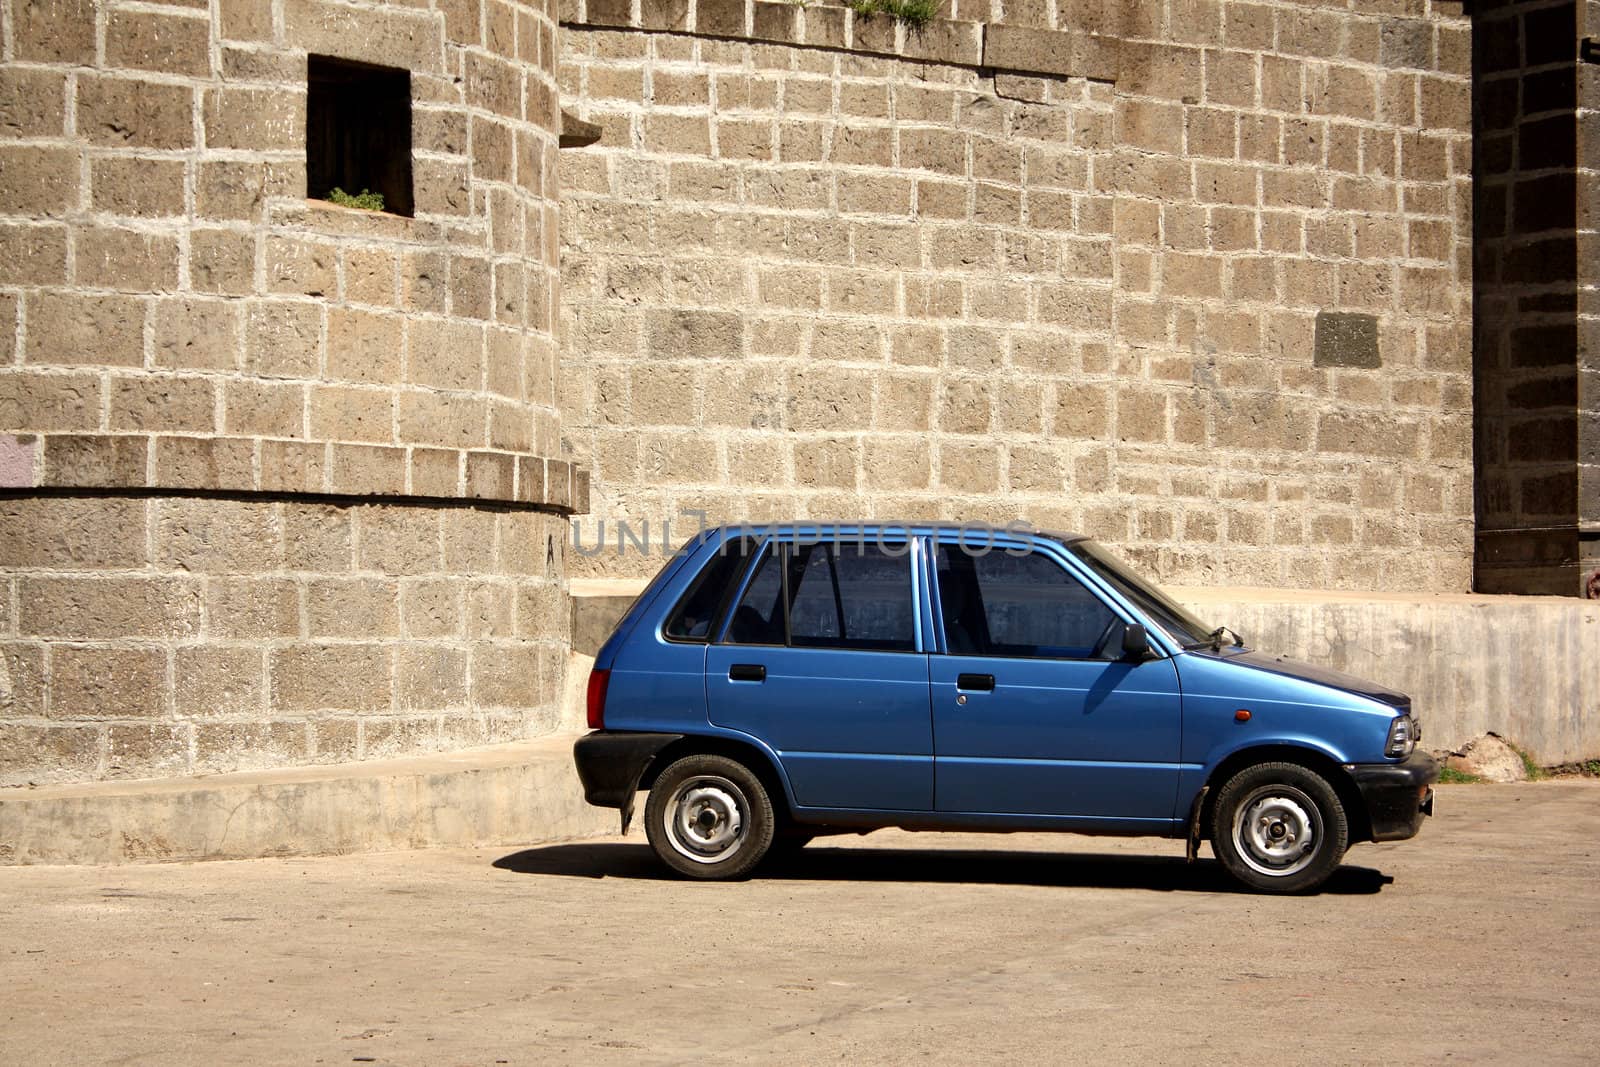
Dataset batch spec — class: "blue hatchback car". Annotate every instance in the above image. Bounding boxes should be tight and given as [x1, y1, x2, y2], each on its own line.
[574, 523, 1437, 893]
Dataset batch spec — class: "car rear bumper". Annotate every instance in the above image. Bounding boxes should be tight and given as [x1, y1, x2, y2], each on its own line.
[572, 730, 683, 809]
[1348, 751, 1439, 842]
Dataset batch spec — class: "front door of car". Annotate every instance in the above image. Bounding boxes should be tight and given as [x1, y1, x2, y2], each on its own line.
[705, 537, 933, 811]
[928, 540, 1183, 826]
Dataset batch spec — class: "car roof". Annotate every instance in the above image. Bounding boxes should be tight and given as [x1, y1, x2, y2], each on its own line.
[699, 521, 1087, 545]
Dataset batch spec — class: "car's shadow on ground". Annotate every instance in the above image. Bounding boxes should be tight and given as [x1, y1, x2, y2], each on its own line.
[491, 842, 1393, 895]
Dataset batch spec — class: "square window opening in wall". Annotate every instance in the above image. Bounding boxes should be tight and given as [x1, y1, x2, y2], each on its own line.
[306, 55, 414, 217]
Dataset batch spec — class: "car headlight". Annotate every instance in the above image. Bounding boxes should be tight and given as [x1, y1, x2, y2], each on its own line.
[1385, 714, 1417, 759]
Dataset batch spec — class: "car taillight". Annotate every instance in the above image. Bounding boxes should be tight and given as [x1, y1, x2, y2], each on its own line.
[586, 668, 611, 730]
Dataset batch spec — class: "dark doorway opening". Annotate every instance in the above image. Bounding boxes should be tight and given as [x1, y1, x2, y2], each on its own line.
[306, 54, 413, 217]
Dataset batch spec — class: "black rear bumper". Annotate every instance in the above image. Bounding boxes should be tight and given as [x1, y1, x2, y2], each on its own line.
[573, 731, 683, 832]
[1348, 751, 1438, 842]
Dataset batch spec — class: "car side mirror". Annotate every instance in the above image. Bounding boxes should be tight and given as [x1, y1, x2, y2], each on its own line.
[1121, 622, 1152, 661]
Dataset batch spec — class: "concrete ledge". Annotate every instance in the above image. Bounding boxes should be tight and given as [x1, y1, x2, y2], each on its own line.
[0, 733, 613, 866]
[1183, 588, 1600, 765]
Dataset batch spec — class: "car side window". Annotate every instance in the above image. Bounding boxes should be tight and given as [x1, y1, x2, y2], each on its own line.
[724, 539, 915, 652]
[663, 536, 757, 642]
[788, 541, 915, 652]
[935, 544, 1116, 660]
[725, 542, 786, 645]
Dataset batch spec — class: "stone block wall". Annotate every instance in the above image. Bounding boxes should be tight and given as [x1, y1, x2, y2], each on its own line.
[557, 0, 1475, 591]
[1470, 1, 1598, 594]
[0, 0, 581, 785]
[0, 497, 568, 785]
[1583, 0, 1600, 582]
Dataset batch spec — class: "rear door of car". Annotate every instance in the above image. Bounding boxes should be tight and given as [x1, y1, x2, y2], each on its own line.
[926, 535, 1183, 826]
[705, 533, 933, 811]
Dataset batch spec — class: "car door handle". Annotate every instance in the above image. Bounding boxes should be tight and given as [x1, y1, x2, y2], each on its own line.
[728, 663, 766, 682]
[956, 673, 995, 692]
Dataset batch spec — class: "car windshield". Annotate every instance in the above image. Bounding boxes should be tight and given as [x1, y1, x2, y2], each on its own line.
[1066, 539, 1216, 649]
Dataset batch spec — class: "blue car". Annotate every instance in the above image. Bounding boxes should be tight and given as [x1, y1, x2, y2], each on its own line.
[574, 523, 1437, 893]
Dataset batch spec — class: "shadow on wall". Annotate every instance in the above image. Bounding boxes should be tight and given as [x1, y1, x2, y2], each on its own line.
[491, 841, 1395, 895]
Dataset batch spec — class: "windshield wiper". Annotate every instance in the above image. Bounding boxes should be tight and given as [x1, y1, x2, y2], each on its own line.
[1206, 626, 1244, 652]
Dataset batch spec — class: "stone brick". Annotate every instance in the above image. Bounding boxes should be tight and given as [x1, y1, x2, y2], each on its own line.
[270, 643, 391, 712]
[202, 86, 306, 152]
[225, 379, 306, 438]
[401, 578, 461, 637]
[310, 384, 393, 444]
[197, 162, 265, 220]
[0, 497, 147, 568]
[0, 723, 101, 784]
[218, 0, 274, 40]
[51, 646, 166, 719]
[0, 371, 104, 433]
[90, 157, 187, 218]
[328, 442, 406, 494]
[247, 301, 322, 378]
[357, 506, 442, 575]
[106, 9, 213, 77]
[0, 66, 66, 137]
[0, 223, 66, 287]
[344, 247, 400, 307]
[189, 229, 258, 295]
[25, 292, 145, 368]
[396, 645, 470, 709]
[175, 647, 265, 718]
[0, 145, 78, 217]
[203, 577, 300, 639]
[260, 439, 328, 493]
[152, 298, 241, 372]
[193, 721, 308, 773]
[282, 504, 352, 572]
[305, 578, 399, 638]
[407, 318, 484, 391]
[1055, 383, 1111, 437]
[110, 375, 217, 433]
[267, 236, 338, 298]
[74, 226, 181, 292]
[76, 75, 194, 150]
[155, 498, 281, 573]
[283, 0, 444, 74]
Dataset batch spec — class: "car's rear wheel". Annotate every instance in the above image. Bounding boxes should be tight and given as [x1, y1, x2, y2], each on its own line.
[1210, 761, 1348, 894]
[645, 754, 774, 880]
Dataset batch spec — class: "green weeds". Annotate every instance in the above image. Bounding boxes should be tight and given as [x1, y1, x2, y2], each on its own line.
[845, 0, 938, 29]
[325, 187, 385, 211]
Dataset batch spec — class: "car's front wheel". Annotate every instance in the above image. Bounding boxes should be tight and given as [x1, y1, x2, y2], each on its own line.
[1210, 762, 1348, 894]
[645, 754, 775, 880]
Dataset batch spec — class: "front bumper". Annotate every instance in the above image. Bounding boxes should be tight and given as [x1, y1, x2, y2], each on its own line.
[1347, 750, 1439, 842]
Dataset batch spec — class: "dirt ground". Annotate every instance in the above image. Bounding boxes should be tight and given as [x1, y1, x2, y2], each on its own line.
[1, 781, 1596, 1066]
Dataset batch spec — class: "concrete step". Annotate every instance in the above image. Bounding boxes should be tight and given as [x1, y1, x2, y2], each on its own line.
[0, 732, 615, 866]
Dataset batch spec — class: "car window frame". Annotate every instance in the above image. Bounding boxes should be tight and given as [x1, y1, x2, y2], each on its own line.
[713, 532, 924, 653]
[659, 533, 763, 645]
[925, 532, 1153, 662]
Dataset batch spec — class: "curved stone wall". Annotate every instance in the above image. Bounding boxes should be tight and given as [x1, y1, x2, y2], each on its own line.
[558, 0, 1475, 592]
[1, 0, 578, 785]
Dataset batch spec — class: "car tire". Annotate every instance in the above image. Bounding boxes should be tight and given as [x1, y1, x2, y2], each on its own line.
[1210, 761, 1348, 894]
[645, 754, 775, 880]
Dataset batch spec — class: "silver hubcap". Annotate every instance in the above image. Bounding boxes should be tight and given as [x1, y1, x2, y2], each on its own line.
[1232, 785, 1321, 878]
[664, 775, 746, 865]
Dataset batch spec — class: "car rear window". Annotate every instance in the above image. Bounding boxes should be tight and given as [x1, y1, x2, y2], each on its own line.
[663, 536, 758, 642]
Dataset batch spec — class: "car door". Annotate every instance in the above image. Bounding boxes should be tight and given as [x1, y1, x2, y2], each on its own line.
[928, 538, 1183, 825]
[705, 535, 933, 811]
